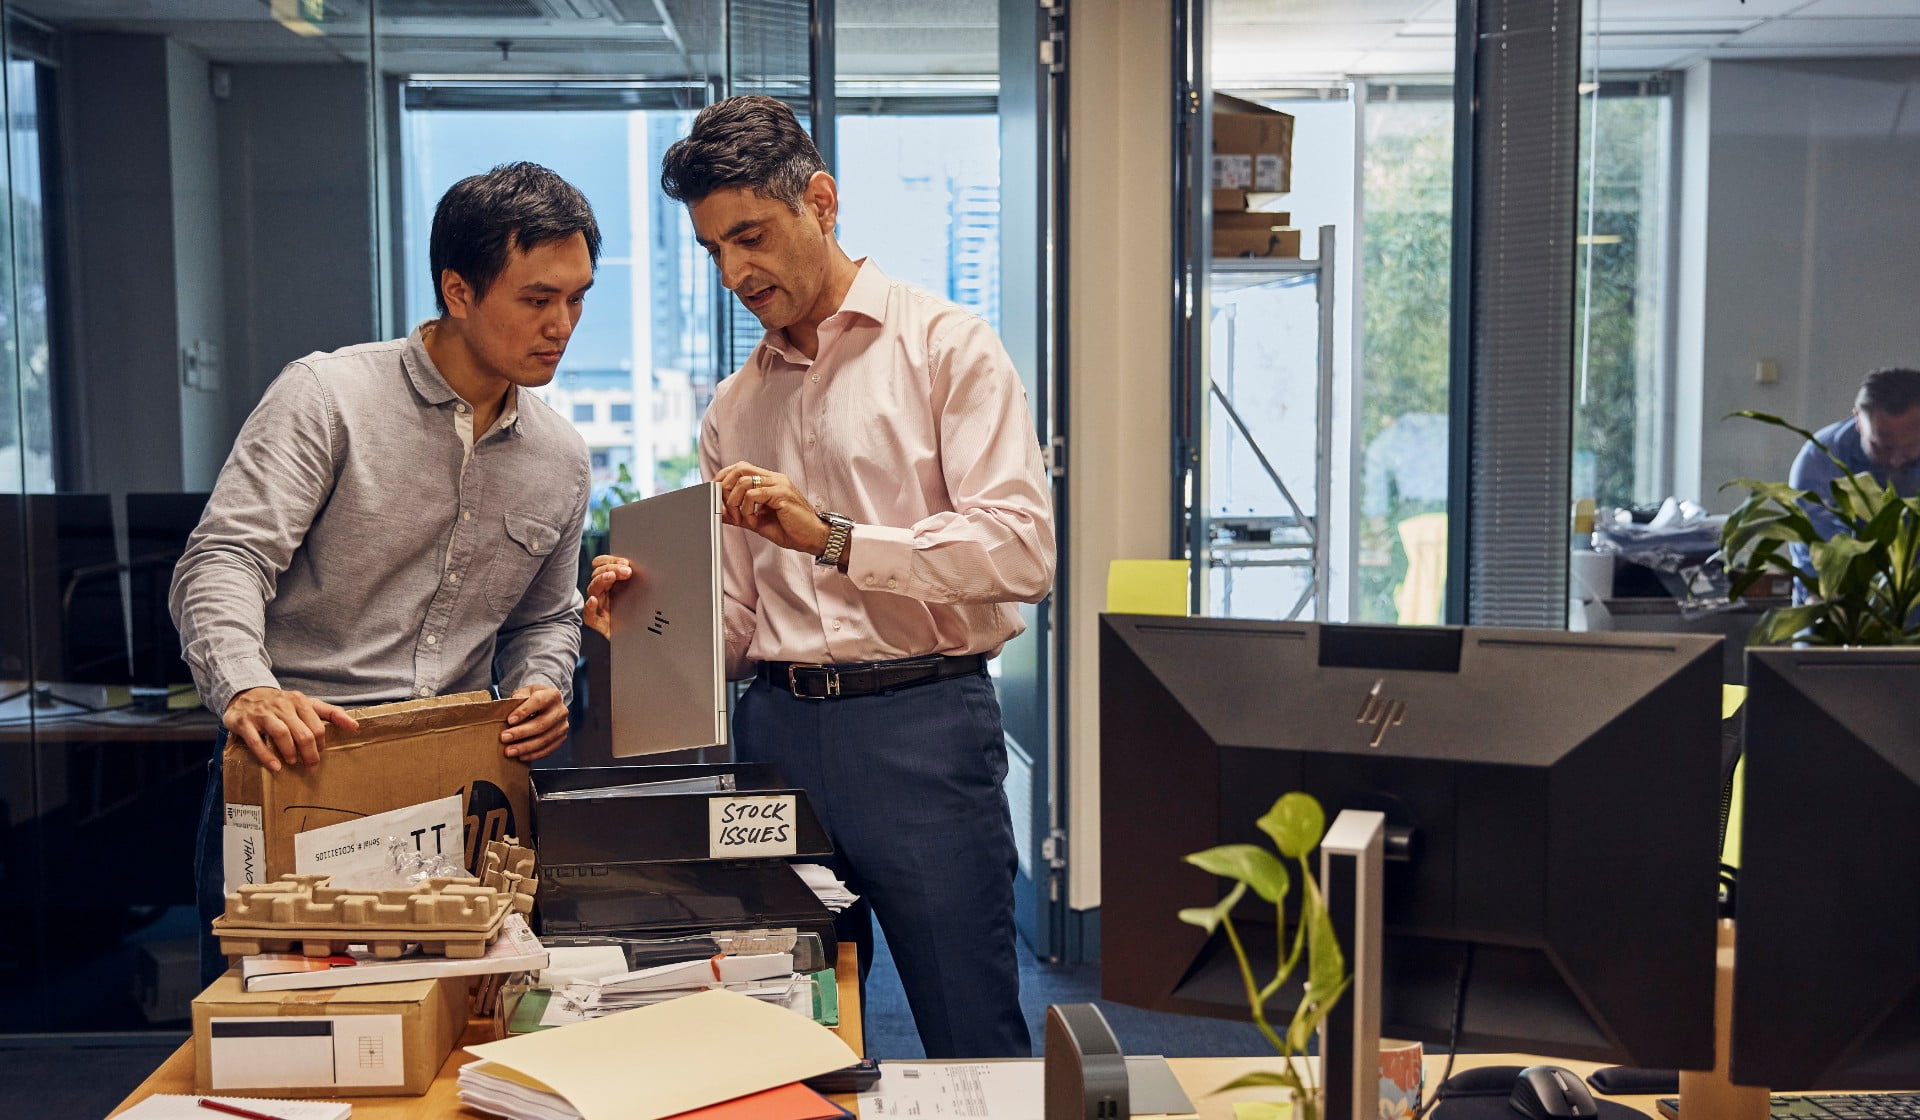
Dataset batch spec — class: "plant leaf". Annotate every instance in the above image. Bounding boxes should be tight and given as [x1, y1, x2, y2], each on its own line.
[1187, 844, 1292, 905]
[1810, 535, 1878, 604]
[1177, 880, 1249, 933]
[1213, 1071, 1305, 1093]
[1750, 604, 1822, 647]
[1257, 793, 1327, 860]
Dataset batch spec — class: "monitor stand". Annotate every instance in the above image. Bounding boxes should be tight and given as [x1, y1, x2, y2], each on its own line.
[1320, 809, 1385, 1120]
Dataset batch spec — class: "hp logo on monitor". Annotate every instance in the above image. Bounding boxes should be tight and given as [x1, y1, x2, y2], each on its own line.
[1356, 679, 1406, 748]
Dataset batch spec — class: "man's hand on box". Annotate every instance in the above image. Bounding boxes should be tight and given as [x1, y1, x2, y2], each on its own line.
[503, 684, 568, 761]
[582, 554, 637, 640]
[225, 687, 360, 772]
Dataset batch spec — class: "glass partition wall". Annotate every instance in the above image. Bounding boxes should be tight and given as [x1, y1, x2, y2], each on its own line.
[0, 0, 733, 1037]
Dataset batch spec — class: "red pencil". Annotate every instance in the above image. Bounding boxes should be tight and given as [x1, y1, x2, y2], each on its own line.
[197, 1099, 290, 1120]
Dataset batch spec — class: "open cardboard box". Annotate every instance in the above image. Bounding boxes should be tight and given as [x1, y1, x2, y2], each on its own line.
[221, 691, 531, 890]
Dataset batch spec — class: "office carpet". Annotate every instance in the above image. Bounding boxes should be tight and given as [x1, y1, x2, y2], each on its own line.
[12, 926, 1278, 1120]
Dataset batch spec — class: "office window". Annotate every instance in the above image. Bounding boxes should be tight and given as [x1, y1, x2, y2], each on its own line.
[4, 57, 54, 493]
[835, 113, 1001, 330]
[1574, 83, 1673, 512]
[1355, 90, 1454, 625]
[399, 97, 714, 505]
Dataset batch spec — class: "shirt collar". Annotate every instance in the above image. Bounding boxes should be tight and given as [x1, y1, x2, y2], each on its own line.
[761, 258, 889, 366]
[404, 321, 523, 436]
[403, 323, 460, 405]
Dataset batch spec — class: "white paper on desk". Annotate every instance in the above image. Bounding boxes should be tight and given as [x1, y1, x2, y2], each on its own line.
[859, 1061, 1046, 1120]
[539, 945, 632, 990]
[113, 1094, 350, 1120]
[465, 986, 858, 1120]
[292, 794, 463, 881]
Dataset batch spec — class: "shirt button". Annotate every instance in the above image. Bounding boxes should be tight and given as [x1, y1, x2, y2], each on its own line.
[832, 622, 843, 632]
[810, 374, 819, 383]
[447, 572, 460, 584]
[455, 403, 468, 414]
[864, 575, 874, 586]
[425, 634, 438, 646]
[807, 434, 816, 444]
[462, 510, 472, 521]
[416, 687, 431, 698]
[888, 578, 897, 590]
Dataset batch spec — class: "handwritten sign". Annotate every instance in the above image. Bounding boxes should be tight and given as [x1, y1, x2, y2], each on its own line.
[708, 795, 799, 859]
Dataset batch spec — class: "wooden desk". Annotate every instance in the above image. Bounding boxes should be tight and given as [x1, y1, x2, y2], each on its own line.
[110, 943, 865, 1117]
[1167, 1054, 1664, 1119]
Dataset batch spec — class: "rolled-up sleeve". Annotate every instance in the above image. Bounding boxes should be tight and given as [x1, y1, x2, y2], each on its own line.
[169, 364, 336, 714]
[846, 316, 1056, 606]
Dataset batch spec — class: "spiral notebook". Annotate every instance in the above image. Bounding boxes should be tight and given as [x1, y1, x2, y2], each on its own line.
[113, 1095, 350, 1120]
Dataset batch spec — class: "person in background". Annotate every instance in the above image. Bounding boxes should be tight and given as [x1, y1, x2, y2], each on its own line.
[1788, 366, 1920, 601]
[172, 162, 600, 983]
[584, 95, 1055, 1058]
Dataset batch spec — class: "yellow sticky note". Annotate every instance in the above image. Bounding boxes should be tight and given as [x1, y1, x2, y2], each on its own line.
[1233, 1102, 1294, 1120]
[1722, 684, 1747, 721]
[1107, 559, 1190, 616]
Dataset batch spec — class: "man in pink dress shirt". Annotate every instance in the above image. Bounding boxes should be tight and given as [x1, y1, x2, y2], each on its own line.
[587, 95, 1054, 1058]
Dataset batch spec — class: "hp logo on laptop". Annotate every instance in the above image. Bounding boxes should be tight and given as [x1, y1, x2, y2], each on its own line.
[1356, 679, 1406, 748]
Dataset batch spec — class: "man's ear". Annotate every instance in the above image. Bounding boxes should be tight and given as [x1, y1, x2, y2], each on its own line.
[440, 268, 476, 319]
[804, 170, 838, 234]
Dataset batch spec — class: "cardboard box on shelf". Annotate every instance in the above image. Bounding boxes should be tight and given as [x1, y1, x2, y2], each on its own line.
[1212, 93, 1293, 194]
[221, 691, 530, 891]
[192, 971, 465, 1097]
[1212, 211, 1303, 259]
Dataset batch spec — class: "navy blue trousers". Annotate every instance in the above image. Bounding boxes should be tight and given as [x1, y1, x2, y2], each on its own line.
[736, 667, 1031, 1059]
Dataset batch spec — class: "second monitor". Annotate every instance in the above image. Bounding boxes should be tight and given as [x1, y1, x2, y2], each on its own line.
[1100, 616, 1722, 1070]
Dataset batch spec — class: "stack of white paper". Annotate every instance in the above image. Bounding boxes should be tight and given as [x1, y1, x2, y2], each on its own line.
[459, 1061, 583, 1120]
[547, 952, 809, 1024]
[791, 865, 857, 913]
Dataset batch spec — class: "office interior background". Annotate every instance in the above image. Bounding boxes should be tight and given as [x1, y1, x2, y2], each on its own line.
[0, 0, 1915, 1057]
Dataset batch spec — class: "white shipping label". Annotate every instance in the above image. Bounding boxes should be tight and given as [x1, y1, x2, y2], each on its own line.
[709, 795, 799, 858]
[1211, 154, 1253, 189]
[207, 1014, 404, 1090]
[293, 794, 463, 881]
[222, 803, 265, 894]
[1255, 154, 1287, 192]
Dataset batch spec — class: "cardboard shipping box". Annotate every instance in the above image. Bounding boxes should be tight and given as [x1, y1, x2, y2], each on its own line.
[1213, 210, 1303, 259]
[1212, 93, 1293, 195]
[222, 691, 529, 890]
[193, 971, 465, 1097]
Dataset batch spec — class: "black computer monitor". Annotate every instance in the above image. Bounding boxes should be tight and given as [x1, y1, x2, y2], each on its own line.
[125, 491, 210, 688]
[1100, 615, 1722, 1069]
[0, 493, 127, 684]
[1731, 647, 1920, 1091]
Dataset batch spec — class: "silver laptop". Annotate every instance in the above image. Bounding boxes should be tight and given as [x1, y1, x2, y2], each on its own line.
[607, 481, 728, 756]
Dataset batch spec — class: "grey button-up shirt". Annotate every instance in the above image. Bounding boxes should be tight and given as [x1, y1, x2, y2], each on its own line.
[170, 328, 590, 715]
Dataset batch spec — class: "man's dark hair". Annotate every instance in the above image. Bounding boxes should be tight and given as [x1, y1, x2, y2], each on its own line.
[1856, 367, 1920, 416]
[430, 161, 601, 315]
[659, 95, 826, 211]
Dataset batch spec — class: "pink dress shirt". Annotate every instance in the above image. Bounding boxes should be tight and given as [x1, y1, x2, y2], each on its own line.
[700, 260, 1056, 678]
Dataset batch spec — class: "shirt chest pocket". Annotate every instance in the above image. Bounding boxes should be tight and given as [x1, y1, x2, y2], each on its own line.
[484, 510, 561, 615]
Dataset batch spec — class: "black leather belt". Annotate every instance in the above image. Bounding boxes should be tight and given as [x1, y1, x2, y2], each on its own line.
[764, 654, 987, 700]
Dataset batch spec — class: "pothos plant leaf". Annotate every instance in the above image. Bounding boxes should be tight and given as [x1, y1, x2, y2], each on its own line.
[1177, 879, 1248, 934]
[1186, 844, 1291, 906]
[1257, 792, 1327, 860]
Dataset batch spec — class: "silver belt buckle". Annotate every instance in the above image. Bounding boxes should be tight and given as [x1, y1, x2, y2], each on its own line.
[787, 664, 841, 699]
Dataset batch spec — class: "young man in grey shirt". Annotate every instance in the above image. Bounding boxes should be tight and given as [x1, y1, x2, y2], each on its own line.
[172, 162, 599, 980]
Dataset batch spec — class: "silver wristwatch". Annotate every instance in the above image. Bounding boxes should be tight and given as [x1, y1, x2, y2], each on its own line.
[817, 511, 854, 567]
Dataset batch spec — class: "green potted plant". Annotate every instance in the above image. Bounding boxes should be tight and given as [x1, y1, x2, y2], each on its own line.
[1178, 791, 1351, 1120]
[1720, 410, 1920, 645]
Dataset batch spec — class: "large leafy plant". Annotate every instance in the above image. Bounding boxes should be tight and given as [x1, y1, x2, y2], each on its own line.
[1179, 792, 1350, 1120]
[1721, 410, 1920, 646]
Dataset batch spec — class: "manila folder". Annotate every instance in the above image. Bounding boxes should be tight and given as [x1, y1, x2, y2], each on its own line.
[464, 987, 859, 1120]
